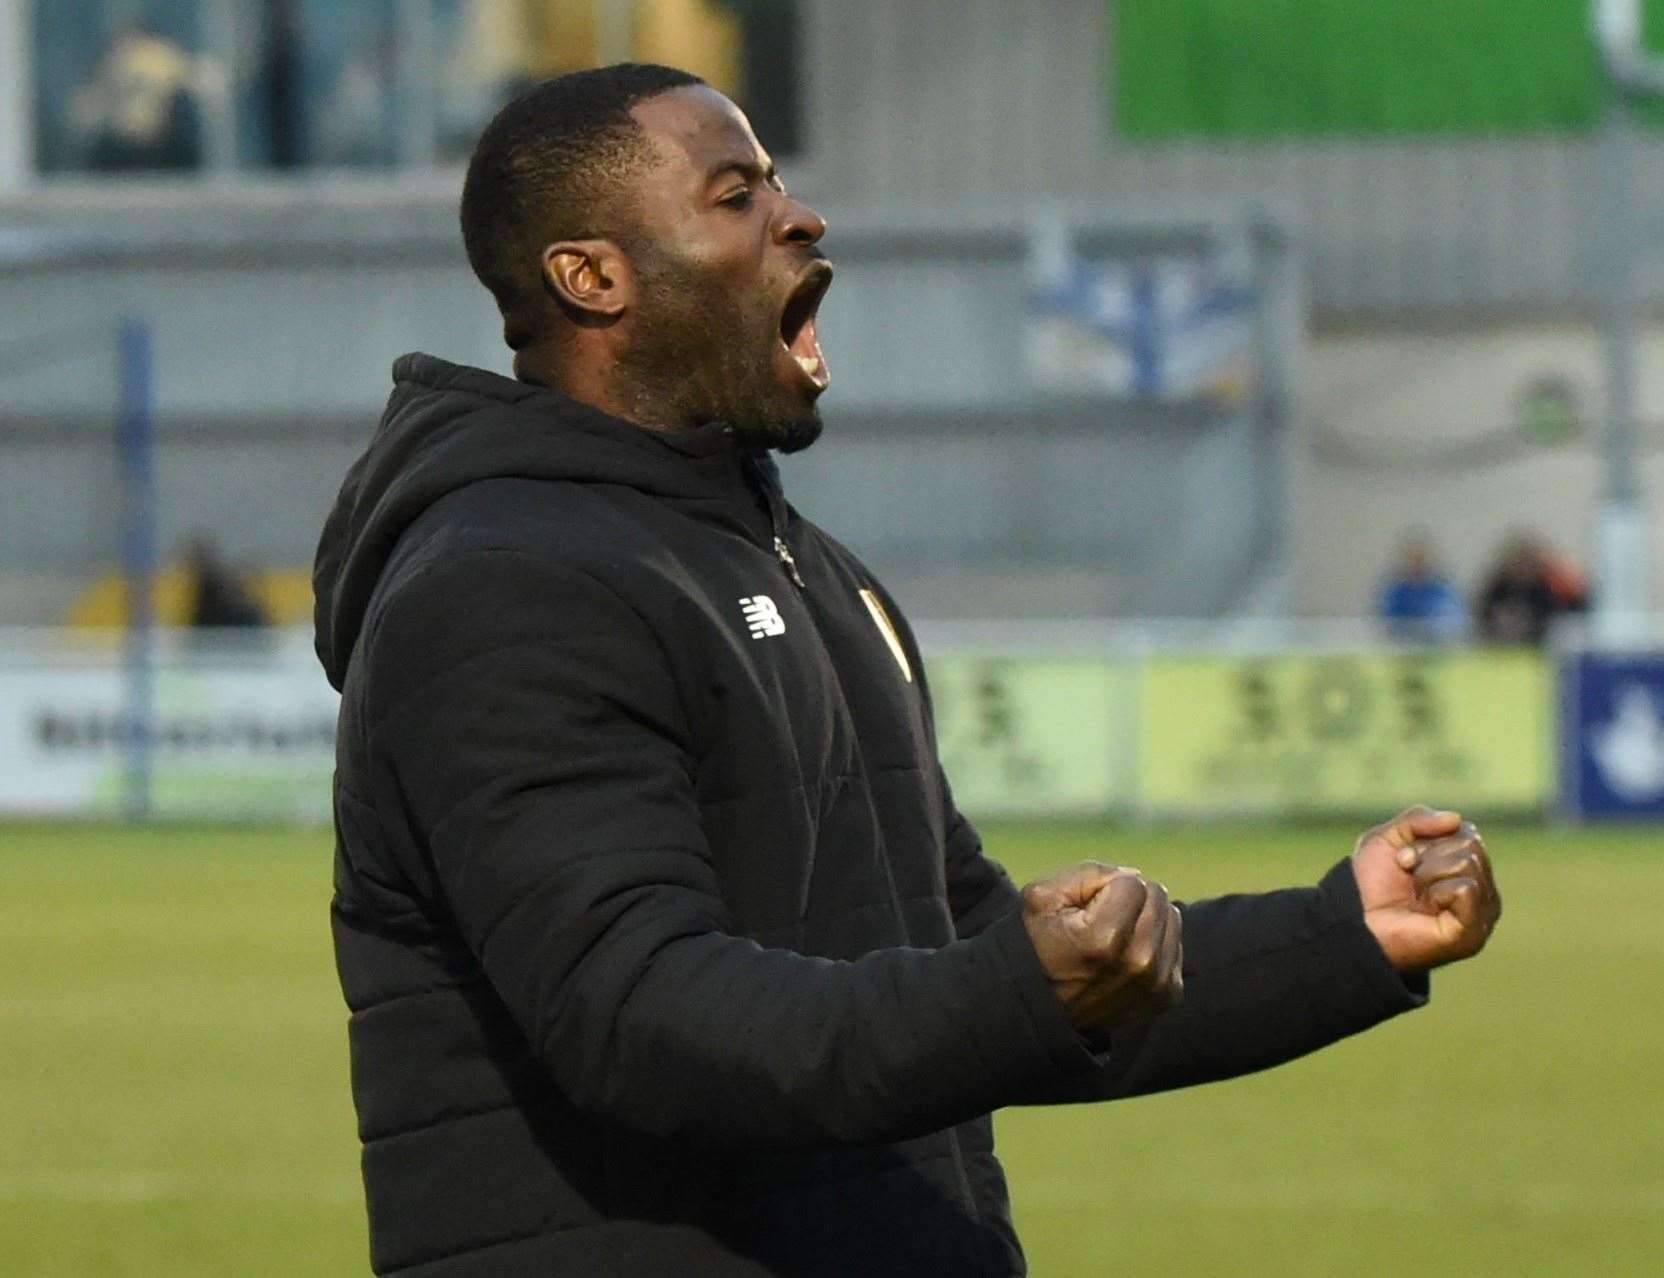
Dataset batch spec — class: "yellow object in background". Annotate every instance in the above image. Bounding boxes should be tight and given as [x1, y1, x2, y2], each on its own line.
[447, 0, 600, 84]
[66, 566, 315, 628]
[1138, 649, 1553, 816]
[448, 0, 742, 91]
[633, 0, 742, 97]
[928, 656, 1137, 817]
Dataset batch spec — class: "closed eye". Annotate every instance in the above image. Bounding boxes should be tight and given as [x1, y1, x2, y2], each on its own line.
[720, 188, 754, 210]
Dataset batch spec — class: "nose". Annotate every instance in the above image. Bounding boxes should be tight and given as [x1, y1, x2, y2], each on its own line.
[775, 196, 826, 247]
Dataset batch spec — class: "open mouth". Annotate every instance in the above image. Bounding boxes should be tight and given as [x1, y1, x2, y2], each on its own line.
[779, 261, 834, 393]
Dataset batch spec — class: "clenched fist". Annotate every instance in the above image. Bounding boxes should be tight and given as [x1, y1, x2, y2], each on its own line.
[1020, 862, 1184, 1043]
[1352, 805, 1502, 973]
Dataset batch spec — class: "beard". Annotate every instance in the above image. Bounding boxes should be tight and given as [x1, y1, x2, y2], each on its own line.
[612, 243, 824, 454]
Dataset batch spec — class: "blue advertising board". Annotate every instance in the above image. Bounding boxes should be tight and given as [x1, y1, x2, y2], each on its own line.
[1561, 651, 1664, 820]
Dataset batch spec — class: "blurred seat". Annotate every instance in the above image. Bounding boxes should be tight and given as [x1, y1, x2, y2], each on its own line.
[65, 564, 313, 627]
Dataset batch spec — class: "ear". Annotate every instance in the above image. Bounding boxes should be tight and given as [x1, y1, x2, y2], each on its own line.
[540, 239, 632, 325]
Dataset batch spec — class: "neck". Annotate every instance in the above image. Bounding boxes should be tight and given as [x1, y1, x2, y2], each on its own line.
[515, 336, 688, 436]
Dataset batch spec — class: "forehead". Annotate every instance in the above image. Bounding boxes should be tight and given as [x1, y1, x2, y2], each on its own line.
[630, 85, 767, 180]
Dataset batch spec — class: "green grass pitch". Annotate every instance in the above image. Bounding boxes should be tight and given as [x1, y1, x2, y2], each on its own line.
[1, 820, 1659, 1275]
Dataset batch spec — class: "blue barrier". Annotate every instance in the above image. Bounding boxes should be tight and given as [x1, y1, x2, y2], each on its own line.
[1560, 650, 1664, 820]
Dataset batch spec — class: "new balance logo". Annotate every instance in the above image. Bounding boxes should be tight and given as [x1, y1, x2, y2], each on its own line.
[740, 595, 786, 639]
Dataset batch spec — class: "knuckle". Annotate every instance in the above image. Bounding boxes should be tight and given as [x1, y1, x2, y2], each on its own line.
[1088, 921, 1128, 961]
[1102, 884, 1139, 921]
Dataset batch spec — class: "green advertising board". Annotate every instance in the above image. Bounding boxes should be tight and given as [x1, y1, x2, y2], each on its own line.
[1114, 0, 1664, 138]
[927, 656, 1136, 818]
[1137, 649, 1552, 815]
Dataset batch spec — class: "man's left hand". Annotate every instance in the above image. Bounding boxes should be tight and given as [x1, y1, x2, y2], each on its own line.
[1351, 805, 1502, 974]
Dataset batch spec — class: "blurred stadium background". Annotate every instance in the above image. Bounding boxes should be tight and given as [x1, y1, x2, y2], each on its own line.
[1, 1, 1661, 1274]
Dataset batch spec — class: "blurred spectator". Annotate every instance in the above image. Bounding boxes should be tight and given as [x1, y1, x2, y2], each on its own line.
[183, 537, 268, 630]
[1539, 543, 1591, 615]
[68, 21, 211, 171]
[1475, 534, 1586, 645]
[1376, 535, 1464, 642]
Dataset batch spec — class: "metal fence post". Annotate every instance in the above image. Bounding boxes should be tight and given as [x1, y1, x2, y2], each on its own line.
[117, 317, 157, 821]
[0, 0, 33, 192]
[1591, 0, 1664, 640]
[394, 0, 439, 168]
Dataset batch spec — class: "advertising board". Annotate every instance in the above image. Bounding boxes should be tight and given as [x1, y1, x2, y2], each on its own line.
[928, 655, 1136, 818]
[1559, 650, 1664, 820]
[1138, 649, 1552, 817]
[0, 632, 1568, 825]
[0, 638, 338, 820]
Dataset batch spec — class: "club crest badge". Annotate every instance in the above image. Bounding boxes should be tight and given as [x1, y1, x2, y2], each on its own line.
[858, 588, 913, 683]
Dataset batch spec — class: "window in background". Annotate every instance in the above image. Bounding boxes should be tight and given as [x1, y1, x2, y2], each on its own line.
[32, 0, 220, 174]
[28, 0, 804, 177]
[433, 0, 603, 162]
[433, 0, 803, 164]
[279, 0, 401, 169]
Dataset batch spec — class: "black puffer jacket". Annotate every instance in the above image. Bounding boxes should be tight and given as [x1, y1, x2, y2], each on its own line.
[314, 354, 1426, 1276]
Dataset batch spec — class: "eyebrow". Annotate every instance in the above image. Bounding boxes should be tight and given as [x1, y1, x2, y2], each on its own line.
[707, 157, 778, 187]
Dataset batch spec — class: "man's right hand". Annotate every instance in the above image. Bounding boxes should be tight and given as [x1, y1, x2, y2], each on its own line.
[1019, 862, 1184, 1043]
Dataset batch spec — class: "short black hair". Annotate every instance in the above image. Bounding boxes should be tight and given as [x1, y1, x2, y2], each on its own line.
[460, 63, 705, 350]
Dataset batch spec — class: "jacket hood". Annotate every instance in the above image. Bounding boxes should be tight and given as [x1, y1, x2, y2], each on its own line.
[314, 352, 743, 688]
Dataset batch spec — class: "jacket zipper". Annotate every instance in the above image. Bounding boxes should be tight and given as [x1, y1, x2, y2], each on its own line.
[772, 535, 806, 589]
[742, 447, 976, 1220]
[742, 451, 807, 590]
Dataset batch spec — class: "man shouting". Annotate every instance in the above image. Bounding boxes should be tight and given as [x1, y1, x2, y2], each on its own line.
[313, 64, 1501, 1277]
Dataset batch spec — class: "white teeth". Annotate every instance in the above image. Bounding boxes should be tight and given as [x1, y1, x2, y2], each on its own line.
[795, 354, 822, 377]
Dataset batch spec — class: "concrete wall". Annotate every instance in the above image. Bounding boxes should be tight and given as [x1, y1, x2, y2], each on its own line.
[0, 198, 1292, 621]
[1294, 319, 1664, 616]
